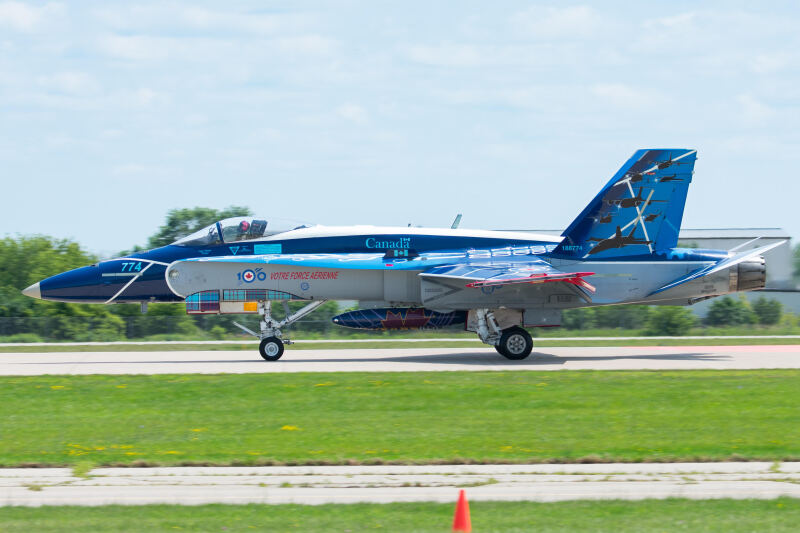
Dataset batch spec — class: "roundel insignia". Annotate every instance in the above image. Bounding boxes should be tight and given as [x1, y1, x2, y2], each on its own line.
[242, 269, 256, 283]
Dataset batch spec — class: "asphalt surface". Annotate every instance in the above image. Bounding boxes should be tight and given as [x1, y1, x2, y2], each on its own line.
[3, 463, 799, 506]
[1, 345, 800, 374]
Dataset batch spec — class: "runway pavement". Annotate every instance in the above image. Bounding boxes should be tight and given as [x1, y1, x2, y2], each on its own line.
[1, 345, 800, 375]
[3, 462, 800, 506]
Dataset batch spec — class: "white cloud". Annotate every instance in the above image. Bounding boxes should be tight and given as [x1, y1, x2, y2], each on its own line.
[737, 93, 775, 122]
[97, 34, 172, 61]
[750, 52, 793, 74]
[110, 163, 170, 180]
[133, 88, 160, 106]
[510, 5, 602, 39]
[93, 5, 310, 35]
[404, 43, 485, 67]
[438, 86, 578, 112]
[0, 1, 63, 32]
[101, 129, 123, 140]
[277, 35, 338, 56]
[403, 42, 581, 68]
[644, 11, 698, 31]
[591, 83, 663, 109]
[336, 103, 368, 124]
[38, 72, 98, 96]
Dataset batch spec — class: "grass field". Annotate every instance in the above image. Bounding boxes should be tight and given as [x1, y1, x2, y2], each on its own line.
[1, 499, 798, 532]
[2, 370, 799, 466]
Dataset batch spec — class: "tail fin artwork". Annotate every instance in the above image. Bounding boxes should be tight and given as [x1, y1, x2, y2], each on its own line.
[552, 149, 697, 259]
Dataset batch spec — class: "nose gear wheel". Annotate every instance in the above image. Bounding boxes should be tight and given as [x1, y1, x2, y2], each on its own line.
[259, 337, 284, 361]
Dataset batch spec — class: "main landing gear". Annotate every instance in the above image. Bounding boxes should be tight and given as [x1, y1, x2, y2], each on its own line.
[234, 300, 328, 361]
[474, 309, 534, 360]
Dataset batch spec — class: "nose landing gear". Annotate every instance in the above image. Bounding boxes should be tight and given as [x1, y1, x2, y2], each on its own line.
[234, 299, 329, 361]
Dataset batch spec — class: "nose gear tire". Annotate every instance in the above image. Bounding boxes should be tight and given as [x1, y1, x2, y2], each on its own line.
[497, 326, 533, 360]
[259, 337, 284, 361]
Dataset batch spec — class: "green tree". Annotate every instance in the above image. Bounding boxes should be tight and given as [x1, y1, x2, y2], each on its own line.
[0, 236, 127, 340]
[562, 308, 596, 330]
[593, 305, 651, 329]
[705, 296, 756, 327]
[794, 243, 800, 285]
[147, 206, 252, 249]
[0, 235, 97, 292]
[645, 306, 696, 336]
[751, 297, 783, 325]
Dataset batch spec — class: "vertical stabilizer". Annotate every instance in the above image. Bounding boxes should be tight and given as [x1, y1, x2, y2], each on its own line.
[552, 148, 696, 259]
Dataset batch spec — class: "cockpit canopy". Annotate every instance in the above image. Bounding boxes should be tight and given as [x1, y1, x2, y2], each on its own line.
[173, 217, 311, 246]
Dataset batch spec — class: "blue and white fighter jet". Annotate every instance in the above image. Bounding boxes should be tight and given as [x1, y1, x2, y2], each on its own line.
[23, 149, 783, 361]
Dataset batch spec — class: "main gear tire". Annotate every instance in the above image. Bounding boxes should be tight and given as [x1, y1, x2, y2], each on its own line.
[497, 326, 533, 360]
[259, 337, 284, 361]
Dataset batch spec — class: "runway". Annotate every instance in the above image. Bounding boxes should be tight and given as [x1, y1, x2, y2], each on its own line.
[1, 345, 800, 374]
[3, 462, 799, 506]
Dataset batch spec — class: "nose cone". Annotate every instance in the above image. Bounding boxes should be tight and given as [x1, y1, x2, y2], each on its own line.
[37, 265, 110, 303]
[22, 282, 41, 300]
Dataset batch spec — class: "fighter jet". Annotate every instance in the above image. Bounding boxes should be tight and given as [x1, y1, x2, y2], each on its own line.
[23, 148, 783, 362]
[587, 226, 652, 255]
[620, 171, 645, 184]
[658, 174, 684, 182]
[643, 212, 661, 222]
[654, 153, 690, 170]
[605, 187, 665, 209]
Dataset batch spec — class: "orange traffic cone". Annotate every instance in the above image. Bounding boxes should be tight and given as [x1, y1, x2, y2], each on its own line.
[452, 489, 471, 532]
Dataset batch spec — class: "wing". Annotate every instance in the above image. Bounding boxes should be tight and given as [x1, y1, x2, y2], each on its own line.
[421, 260, 596, 293]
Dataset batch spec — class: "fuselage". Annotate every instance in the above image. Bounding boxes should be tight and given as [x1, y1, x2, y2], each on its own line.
[30, 222, 750, 311]
[33, 226, 562, 304]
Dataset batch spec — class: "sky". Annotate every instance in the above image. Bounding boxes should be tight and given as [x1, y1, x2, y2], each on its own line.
[2, 1, 799, 257]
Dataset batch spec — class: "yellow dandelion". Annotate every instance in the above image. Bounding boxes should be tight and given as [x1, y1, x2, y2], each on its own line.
[280, 425, 300, 431]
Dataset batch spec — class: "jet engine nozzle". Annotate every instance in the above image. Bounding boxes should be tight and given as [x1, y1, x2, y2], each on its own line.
[731, 257, 767, 292]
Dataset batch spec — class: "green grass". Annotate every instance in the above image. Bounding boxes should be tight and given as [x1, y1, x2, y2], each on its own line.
[2, 370, 799, 466]
[1, 499, 799, 532]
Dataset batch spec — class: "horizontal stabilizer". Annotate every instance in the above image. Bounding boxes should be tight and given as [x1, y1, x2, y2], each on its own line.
[649, 240, 786, 295]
